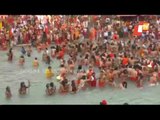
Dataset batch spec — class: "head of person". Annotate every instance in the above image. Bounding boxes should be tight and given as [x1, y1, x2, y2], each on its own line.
[122, 81, 127, 88]
[46, 84, 50, 89]
[35, 57, 38, 60]
[123, 103, 129, 105]
[60, 64, 64, 68]
[6, 86, 10, 92]
[9, 48, 12, 53]
[48, 66, 52, 70]
[20, 82, 25, 88]
[61, 80, 66, 87]
[50, 82, 54, 88]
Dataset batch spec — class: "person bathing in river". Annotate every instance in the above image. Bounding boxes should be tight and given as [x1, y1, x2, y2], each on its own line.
[19, 55, 25, 65]
[19, 80, 30, 95]
[5, 86, 12, 99]
[33, 57, 39, 68]
[46, 55, 51, 64]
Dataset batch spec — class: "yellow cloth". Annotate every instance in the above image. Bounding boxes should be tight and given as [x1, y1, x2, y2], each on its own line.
[45, 69, 54, 78]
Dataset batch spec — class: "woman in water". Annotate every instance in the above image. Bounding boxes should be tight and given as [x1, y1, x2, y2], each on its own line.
[19, 80, 30, 95]
[19, 55, 25, 65]
[5, 86, 12, 99]
[33, 57, 39, 68]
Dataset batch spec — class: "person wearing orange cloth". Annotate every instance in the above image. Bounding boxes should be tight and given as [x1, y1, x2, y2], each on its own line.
[89, 27, 96, 41]
[122, 55, 129, 67]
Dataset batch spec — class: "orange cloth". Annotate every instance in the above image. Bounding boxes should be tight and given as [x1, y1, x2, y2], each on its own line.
[122, 57, 129, 65]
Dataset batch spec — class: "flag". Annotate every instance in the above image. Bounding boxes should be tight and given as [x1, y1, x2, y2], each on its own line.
[142, 22, 149, 31]
[133, 22, 145, 36]
[133, 25, 142, 36]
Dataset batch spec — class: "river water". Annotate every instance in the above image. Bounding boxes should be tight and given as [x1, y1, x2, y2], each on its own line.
[0, 47, 160, 105]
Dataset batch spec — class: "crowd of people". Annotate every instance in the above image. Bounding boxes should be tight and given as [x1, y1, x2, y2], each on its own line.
[2, 15, 160, 104]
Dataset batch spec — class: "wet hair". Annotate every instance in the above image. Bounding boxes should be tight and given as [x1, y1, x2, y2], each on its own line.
[20, 55, 24, 58]
[71, 80, 76, 87]
[82, 75, 86, 80]
[123, 103, 129, 105]
[50, 82, 54, 88]
[6, 86, 10, 92]
[60, 64, 64, 68]
[122, 81, 127, 88]
[61, 80, 66, 87]
[9, 48, 12, 53]
[35, 57, 37, 60]
[128, 65, 132, 68]
[154, 68, 158, 72]
[114, 67, 118, 70]
[48, 66, 51, 69]
[51, 46, 55, 49]
[46, 84, 50, 89]
[78, 65, 82, 70]
[20, 82, 25, 88]
[123, 69, 128, 74]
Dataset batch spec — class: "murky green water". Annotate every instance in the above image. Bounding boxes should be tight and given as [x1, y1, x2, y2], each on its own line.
[0, 47, 160, 105]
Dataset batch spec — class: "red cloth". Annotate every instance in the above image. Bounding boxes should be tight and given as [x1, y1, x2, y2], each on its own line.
[130, 77, 138, 81]
[45, 26, 49, 34]
[58, 50, 64, 59]
[91, 80, 96, 87]
[109, 53, 114, 59]
[122, 57, 129, 65]
[47, 38, 51, 44]
[99, 80, 106, 88]
[55, 39, 60, 45]
[101, 100, 107, 105]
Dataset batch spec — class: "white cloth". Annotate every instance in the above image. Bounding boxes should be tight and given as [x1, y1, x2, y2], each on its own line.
[104, 32, 108, 37]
